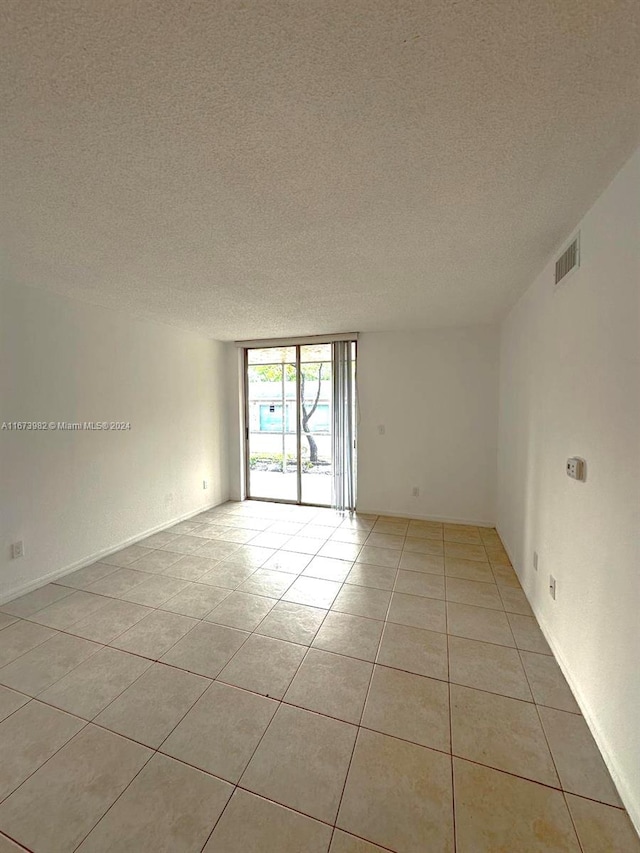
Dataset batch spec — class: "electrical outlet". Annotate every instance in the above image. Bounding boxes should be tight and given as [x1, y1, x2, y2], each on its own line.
[11, 541, 24, 559]
[377, 425, 386, 436]
[412, 486, 420, 497]
[549, 575, 556, 600]
[533, 551, 538, 571]
[566, 457, 586, 481]
[203, 480, 208, 490]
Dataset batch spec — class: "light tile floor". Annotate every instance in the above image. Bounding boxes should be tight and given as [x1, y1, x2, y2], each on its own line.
[0, 501, 638, 852]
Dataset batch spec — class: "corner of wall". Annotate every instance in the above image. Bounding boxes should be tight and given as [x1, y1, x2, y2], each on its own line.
[495, 146, 640, 833]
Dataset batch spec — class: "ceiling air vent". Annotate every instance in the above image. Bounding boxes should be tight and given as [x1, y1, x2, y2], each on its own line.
[555, 233, 580, 285]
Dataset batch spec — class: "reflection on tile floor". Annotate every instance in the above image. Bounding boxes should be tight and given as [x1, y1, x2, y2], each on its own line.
[0, 501, 638, 852]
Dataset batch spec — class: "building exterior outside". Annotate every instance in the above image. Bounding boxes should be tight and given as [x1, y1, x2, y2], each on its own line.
[247, 379, 332, 472]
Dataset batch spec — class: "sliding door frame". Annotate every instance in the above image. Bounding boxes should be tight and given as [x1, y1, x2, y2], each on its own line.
[243, 344, 306, 505]
[243, 342, 346, 508]
[295, 348, 303, 504]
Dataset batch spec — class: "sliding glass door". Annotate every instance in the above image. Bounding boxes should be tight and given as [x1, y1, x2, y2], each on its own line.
[244, 341, 355, 507]
[299, 344, 332, 506]
[245, 346, 298, 502]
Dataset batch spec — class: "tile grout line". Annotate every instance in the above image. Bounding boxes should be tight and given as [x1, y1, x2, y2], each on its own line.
[69, 739, 158, 852]
[0, 707, 93, 808]
[0, 829, 34, 852]
[562, 789, 588, 853]
[327, 541, 404, 848]
[515, 640, 586, 851]
[446, 548, 457, 853]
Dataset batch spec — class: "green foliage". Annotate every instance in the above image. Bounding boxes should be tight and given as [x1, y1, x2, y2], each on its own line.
[250, 364, 323, 383]
[249, 452, 315, 473]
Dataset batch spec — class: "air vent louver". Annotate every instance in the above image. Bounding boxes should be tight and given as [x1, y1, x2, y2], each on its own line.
[555, 234, 580, 285]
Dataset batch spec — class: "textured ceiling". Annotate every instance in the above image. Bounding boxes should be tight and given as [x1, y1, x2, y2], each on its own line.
[1, 1, 639, 340]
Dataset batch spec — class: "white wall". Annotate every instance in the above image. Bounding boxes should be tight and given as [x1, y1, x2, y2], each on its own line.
[226, 344, 246, 501]
[356, 328, 499, 524]
[0, 283, 229, 602]
[497, 148, 640, 828]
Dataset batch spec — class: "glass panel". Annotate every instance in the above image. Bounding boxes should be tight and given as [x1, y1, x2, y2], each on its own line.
[299, 343, 332, 363]
[352, 341, 358, 497]
[299, 344, 332, 506]
[247, 353, 298, 501]
[247, 346, 296, 365]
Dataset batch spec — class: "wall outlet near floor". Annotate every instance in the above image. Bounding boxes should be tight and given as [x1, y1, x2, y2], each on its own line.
[203, 480, 208, 490]
[533, 551, 538, 571]
[11, 540, 24, 559]
[377, 424, 386, 436]
[549, 575, 556, 600]
[412, 486, 420, 497]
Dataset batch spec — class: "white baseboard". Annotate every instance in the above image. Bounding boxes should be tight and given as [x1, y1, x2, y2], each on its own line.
[356, 506, 495, 528]
[0, 498, 233, 606]
[496, 526, 640, 837]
